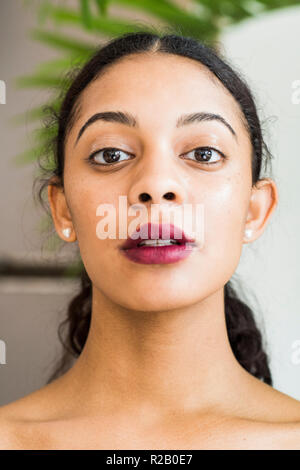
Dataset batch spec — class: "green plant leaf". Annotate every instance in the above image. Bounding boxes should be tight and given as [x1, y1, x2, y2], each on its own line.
[112, 0, 219, 40]
[30, 29, 96, 55]
[14, 141, 52, 166]
[80, 0, 93, 29]
[14, 120, 59, 166]
[11, 100, 62, 125]
[34, 56, 87, 75]
[15, 74, 68, 89]
[36, 4, 160, 37]
[94, 0, 110, 16]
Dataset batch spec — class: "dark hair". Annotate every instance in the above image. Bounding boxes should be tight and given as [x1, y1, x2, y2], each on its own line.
[36, 31, 273, 386]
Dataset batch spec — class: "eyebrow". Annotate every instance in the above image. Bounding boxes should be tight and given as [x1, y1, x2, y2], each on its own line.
[75, 110, 237, 145]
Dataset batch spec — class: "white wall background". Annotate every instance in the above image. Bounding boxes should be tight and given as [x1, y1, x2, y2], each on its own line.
[221, 6, 300, 399]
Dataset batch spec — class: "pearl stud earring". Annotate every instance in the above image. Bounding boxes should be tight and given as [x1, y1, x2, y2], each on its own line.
[244, 228, 253, 240]
[62, 227, 71, 239]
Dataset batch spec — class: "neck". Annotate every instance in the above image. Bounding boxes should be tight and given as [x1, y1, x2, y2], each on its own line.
[63, 285, 246, 418]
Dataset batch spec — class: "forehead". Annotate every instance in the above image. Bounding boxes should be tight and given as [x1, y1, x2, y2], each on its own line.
[69, 52, 247, 140]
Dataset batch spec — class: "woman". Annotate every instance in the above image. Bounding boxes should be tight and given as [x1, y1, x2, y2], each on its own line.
[1, 31, 300, 450]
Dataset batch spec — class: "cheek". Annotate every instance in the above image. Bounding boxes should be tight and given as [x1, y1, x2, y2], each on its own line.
[202, 175, 250, 274]
[64, 173, 120, 252]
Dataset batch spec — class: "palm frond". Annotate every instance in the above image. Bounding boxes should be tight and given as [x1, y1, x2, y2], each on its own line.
[35, 4, 156, 36]
[15, 74, 68, 89]
[10, 100, 61, 125]
[80, 0, 93, 29]
[31, 29, 96, 54]
[94, 0, 110, 16]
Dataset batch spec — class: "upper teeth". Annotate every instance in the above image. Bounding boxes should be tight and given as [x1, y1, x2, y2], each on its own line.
[138, 239, 180, 247]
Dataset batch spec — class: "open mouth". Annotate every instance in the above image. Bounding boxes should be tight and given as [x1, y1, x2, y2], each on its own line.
[121, 222, 195, 251]
[119, 222, 196, 264]
[137, 239, 183, 247]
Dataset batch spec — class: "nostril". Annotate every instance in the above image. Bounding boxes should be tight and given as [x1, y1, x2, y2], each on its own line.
[164, 192, 175, 201]
[138, 192, 176, 202]
[139, 192, 151, 202]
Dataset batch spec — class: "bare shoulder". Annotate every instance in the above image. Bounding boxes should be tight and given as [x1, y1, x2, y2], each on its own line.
[230, 418, 300, 450]
[229, 372, 300, 449]
[0, 411, 16, 450]
[246, 374, 300, 422]
[0, 378, 68, 450]
[262, 386, 300, 449]
[0, 400, 34, 450]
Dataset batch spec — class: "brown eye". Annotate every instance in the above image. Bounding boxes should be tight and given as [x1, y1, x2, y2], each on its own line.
[89, 147, 132, 165]
[184, 146, 224, 164]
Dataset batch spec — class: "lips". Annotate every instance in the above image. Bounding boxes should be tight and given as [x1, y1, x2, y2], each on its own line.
[120, 222, 195, 250]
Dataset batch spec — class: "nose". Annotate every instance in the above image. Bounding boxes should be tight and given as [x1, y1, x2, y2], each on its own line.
[127, 158, 187, 207]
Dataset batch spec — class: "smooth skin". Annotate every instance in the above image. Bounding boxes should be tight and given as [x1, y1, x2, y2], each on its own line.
[1, 52, 300, 450]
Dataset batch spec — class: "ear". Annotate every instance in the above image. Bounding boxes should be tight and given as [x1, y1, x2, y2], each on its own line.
[243, 178, 278, 244]
[48, 181, 77, 242]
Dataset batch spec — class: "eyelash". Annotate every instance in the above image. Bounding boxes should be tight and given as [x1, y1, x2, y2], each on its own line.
[84, 146, 227, 167]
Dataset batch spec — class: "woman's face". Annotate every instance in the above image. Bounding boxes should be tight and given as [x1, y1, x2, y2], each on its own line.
[57, 53, 258, 310]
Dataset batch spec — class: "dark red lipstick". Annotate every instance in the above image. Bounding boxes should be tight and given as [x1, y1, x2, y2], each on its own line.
[120, 222, 196, 265]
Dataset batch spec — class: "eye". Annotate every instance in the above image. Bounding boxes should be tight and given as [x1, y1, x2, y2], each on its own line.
[86, 147, 133, 166]
[182, 146, 226, 164]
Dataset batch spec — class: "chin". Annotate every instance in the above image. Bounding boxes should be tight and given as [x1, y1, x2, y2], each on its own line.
[109, 288, 200, 312]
